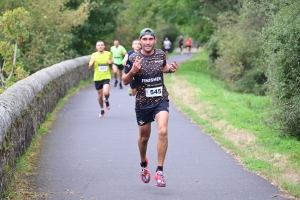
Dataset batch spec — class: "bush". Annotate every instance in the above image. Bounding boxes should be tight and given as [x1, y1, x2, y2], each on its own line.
[261, 1, 300, 138]
[206, 1, 271, 95]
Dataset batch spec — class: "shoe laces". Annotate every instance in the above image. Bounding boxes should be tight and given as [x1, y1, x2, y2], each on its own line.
[156, 171, 165, 179]
[141, 167, 149, 175]
[157, 171, 164, 175]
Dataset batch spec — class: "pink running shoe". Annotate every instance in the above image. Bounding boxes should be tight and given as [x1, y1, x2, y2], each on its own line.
[154, 171, 166, 187]
[140, 158, 151, 183]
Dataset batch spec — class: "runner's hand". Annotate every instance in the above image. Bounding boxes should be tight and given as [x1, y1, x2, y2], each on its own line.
[131, 56, 142, 74]
[108, 59, 113, 65]
[169, 61, 178, 73]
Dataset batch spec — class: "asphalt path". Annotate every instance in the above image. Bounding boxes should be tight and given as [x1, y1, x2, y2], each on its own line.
[33, 53, 291, 200]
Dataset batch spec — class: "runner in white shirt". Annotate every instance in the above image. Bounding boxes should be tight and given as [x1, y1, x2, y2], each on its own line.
[163, 37, 172, 59]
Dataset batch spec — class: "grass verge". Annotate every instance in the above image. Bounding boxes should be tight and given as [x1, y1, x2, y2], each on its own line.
[4, 78, 93, 200]
[164, 51, 300, 199]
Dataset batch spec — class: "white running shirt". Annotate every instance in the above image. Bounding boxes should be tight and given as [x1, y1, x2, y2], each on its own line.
[163, 40, 172, 49]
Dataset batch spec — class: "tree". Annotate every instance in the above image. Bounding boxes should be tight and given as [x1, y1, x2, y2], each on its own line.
[68, 0, 124, 55]
[0, 0, 89, 74]
[0, 7, 30, 93]
[19, 0, 88, 73]
[205, 0, 285, 95]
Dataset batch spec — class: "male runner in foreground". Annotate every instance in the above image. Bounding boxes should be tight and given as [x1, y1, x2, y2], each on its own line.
[122, 28, 178, 187]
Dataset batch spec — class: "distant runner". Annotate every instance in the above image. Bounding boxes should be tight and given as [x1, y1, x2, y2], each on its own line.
[178, 35, 184, 54]
[122, 39, 141, 96]
[89, 40, 113, 118]
[186, 37, 192, 55]
[110, 40, 127, 89]
[163, 37, 172, 59]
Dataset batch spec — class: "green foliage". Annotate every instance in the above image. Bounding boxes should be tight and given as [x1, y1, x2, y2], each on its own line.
[118, 0, 239, 48]
[69, 0, 124, 55]
[261, 1, 300, 139]
[38, 124, 49, 135]
[132, 0, 216, 44]
[112, 0, 164, 50]
[206, 0, 277, 95]
[0, 7, 29, 42]
[0, 0, 88, 75]
[0, 7, 30, 91]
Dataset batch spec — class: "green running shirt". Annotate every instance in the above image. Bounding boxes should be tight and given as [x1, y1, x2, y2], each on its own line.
[110, 45, 127, 65]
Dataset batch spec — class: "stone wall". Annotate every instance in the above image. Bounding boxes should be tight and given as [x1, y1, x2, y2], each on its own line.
[0, 56, 92, 197]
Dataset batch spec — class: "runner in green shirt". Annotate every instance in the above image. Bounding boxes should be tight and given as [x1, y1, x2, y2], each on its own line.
[110, 39, 127, 89]
[89, 40, 113, 118]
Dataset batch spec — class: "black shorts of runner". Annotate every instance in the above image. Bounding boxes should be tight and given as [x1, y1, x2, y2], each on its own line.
[130, 79, 136, 89]
[94, 79, 110, 90]
[113, 64, 124, 71]
[135, 98, 169, 126]
[164, 48, 170, 53]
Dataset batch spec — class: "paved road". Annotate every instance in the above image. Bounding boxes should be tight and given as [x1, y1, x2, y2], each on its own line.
[33, 53, 290, 200]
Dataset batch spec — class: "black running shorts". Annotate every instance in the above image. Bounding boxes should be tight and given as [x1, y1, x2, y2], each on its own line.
[164, 48, 170, 52]
[135, 98, 169, 126]
[113, 64, 124, 71]
[94, 79, 110, 90]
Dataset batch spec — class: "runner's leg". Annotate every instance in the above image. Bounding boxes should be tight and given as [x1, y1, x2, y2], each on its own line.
[155, 111, 169, 166]
[154, 111, 168, 187]
[138, 123, 151, 163]
[138, 123, 151, 183]
[112, 65, 118, 86]
[103, 83, 110, 101]
[97, 89, 104, 109]
[119, 69, 123, 89]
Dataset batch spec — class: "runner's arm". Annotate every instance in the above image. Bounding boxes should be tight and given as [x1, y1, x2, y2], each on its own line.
[122, 71, 135, 85]
[122, 53, 128, 66]
[122, 47, 127, 56]
[163, 61, 178, 73]
[88, 55, 96, 69]
[123, 56, 142, 85]
[162, 64, 172, 73]
[122, 60, 134, 85]
[108, 52, 113, 64]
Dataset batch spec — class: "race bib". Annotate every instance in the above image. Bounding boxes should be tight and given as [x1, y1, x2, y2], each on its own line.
[98, 64, 108, 71]
[145, 86, 163, 97]
[114, 58, 120, 63]
[143, 76, 163, 97]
